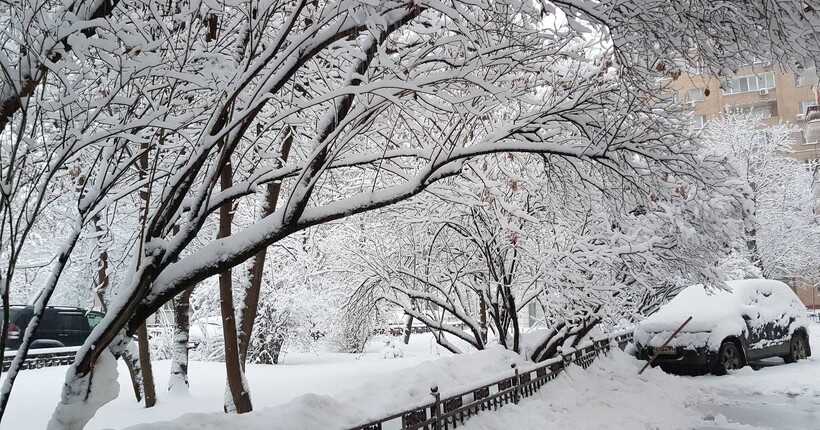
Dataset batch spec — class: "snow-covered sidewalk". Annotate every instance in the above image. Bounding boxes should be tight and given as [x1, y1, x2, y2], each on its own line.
[0, 335, 451, 430]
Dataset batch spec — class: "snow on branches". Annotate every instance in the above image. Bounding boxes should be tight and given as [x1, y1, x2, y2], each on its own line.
[0, 0, 818, 427]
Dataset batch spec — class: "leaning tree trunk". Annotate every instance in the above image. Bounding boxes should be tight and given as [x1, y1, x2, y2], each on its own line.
[238, 127, 292, 366]
[402, 313, 414, 345]
[219, 159, 253, 413]
[168, 286, 194, 393]
[91, 231, 143, 403]
[121, 343, 143, 402]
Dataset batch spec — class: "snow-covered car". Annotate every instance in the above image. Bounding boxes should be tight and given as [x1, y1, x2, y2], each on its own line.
[634, 279, 811, 375]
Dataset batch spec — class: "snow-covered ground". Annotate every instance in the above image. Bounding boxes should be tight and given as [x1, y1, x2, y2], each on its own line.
[2, 326, 818, 429]
[0, 334, 453, 430]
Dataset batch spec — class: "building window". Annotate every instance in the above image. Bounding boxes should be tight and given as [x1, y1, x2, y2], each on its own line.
[753, 104, 775, 118]
[691, 115, 707, 130]
[749, 55, 770, 65]
[722, 72, 776, 95]
[798, 101, 818, 117]
[688, 88, 705, 102]
[795, 73, 815, 87]
[727, 103, 777, 119]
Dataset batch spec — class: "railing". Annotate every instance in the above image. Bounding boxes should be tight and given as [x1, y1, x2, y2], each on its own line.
[2, 347, 79, 372]
[350, 330, 633, 430]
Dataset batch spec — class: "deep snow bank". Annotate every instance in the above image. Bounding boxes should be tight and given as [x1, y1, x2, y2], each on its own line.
[124, 346, 524, 430]
[124, 346, 722, 430]
[460, 349, 710, 430]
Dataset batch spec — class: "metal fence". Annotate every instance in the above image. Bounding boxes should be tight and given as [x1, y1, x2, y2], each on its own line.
[350, 331, 634, 430]
[2, 348, 78, 372]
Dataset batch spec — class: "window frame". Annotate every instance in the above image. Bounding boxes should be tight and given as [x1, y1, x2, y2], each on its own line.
[722, 72, 776, 95]
[691, 115, 707, 130]
[688, 88, 705, 102]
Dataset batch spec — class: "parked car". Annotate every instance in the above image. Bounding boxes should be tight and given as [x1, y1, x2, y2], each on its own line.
[634, 279, 811, 375]
[4, 306, 104, 350]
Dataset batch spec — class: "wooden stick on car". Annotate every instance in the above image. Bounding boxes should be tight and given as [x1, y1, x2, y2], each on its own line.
[638, 316, 693, 375]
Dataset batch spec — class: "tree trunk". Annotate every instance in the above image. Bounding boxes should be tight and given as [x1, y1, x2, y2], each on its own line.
[135, 143, 157, 408]
[402, 313, 413, 345]
[168, 286, 194, 393]
[93, 215, 145, 402]
[92, 215, 110, 308]
[238, 127, 292, 365]
[746, 181, 764, 274]
[121, 344, 143, 402]
[507, 291, 520, 353]
[136, 323, 157, 407]
[479, 295, 488, 343]
[219, 160, 253, 414]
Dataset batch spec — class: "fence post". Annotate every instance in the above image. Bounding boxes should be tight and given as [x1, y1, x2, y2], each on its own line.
[511, 363, 520, 404]
[560, 347, 571, 368]
[430, 385, 441, 430]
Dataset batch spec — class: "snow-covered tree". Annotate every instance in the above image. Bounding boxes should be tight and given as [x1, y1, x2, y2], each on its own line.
[703, 112, 820, 279]
[0, 1, 818, 427]
[349, 146, 747, 361]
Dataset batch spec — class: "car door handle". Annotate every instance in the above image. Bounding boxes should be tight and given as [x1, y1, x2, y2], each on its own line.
[57, 333, 69, 337]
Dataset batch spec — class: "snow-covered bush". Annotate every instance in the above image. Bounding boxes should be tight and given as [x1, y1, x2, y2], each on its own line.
[378, 341, 407, 359]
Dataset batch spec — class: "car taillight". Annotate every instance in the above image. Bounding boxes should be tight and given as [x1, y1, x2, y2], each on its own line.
[7, 322, 20, 340]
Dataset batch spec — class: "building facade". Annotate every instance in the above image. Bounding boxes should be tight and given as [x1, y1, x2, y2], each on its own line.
[665, 64, 820, 160]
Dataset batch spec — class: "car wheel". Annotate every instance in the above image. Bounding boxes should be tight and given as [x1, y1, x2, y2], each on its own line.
[713, 341, 743, 375]
[783, 333, 808, 364]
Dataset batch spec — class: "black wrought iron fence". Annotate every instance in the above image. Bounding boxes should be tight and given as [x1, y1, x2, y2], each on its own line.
[350, 331, 633, 430]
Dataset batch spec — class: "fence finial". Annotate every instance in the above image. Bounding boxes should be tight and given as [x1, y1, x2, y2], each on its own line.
[430, 385, 441, 430]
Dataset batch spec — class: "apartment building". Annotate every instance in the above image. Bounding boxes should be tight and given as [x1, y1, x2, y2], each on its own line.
[664, 65, 820, 309]
[665, 64, 820, 160]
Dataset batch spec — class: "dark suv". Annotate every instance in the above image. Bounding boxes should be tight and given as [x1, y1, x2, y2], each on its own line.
[5, 306, 104, 350]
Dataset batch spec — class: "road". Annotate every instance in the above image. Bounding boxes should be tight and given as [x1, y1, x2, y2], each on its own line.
[693, 332, 820, 430]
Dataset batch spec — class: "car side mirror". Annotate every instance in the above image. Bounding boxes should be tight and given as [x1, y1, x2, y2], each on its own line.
[741, 306, 759, 320]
